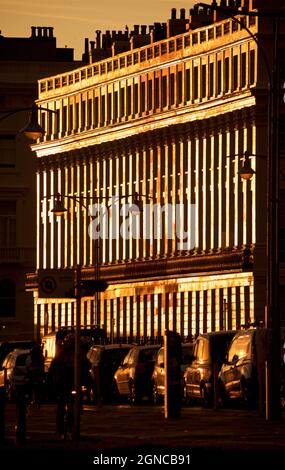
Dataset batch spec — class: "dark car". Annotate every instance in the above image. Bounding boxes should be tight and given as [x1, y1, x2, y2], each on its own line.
[219, 327, 268, 406]
[0, 349, 31, 400]
[152, 342, 193, 403]
[114, 345, 160, 403]
[184, 331, 235, 406]
[0, 340, 36, 365]
[86, 344, 132, 403]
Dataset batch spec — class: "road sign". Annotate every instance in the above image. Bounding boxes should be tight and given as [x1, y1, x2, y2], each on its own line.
[38, 269, 74, 298]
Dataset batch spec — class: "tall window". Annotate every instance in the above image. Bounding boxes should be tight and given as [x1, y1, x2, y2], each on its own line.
[209, 62, 214, 97]
[193, 66, 199, 100]
[250, 50, 255, 85]
[170, 73, 175, 105]
[0, 200, 16, 247]
[177, 70, 183, 104]
[140, 82, 146, 113]
[224, 57, 230, 92]
[217, 60, 222, 95]
[0, 136, 15, 168]
[241, 52, 247, 88]
[201, 64, 207, 98]
[162, 76, 167, 108]
[233, 55, 238, 90]
[0, 279, 16, 317]
[185, 68, 190, 102]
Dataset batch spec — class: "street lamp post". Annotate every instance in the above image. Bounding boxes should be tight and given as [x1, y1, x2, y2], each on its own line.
[200, 1, 285, 420]
[50, 191, 146, 437]
[0, 104, 59, 442]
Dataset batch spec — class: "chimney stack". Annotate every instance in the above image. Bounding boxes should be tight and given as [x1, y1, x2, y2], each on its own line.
[96, 30, 101, 49]
[84, 38, 89, 55]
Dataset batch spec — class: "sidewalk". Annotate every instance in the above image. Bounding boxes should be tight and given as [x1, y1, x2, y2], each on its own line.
[1, 404, 285, 468]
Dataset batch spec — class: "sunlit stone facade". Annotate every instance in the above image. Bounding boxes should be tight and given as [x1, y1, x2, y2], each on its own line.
[28, 5, 278, 341]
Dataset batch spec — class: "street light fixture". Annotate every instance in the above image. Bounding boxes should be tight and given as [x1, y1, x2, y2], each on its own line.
[19, 105, 45, 141]
[238, 151, 256, 181]
[50, 193, 67, 217]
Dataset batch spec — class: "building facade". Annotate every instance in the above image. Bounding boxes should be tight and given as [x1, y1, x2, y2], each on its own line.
[27, 1, 285, 341]
[0, 27, 83, 339]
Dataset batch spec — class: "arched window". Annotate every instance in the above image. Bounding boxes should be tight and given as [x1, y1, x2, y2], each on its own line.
[0, 279, 16, 317]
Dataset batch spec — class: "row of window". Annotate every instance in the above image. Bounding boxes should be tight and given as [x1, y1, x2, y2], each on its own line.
[41, 49, 255, 139]
[0, 200, 16, 248]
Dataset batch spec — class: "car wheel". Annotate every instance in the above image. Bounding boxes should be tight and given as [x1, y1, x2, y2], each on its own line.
[201, 383, 211, 407]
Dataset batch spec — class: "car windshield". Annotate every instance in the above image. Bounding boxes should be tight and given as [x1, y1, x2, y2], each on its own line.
[182, 346, 193, 364]
[15, 354, 29, 366]
[102, 348, 131, 365]
[228, 334, 252, 363]
[139, 348, 158, 362]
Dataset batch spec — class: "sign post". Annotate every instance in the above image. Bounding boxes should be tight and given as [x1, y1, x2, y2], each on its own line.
[164, 330, 182, 419]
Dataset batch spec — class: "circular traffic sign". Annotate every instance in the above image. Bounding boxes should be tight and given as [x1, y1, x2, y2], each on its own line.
[40, 276, 57, 294]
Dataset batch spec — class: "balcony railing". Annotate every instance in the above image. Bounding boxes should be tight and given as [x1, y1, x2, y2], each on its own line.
[0, 247, 35, 264]
[38, 15, 257, 96]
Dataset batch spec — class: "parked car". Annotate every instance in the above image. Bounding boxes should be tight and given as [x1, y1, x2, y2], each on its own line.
[0, 349, 31, 400]
[114, 345, 160, 403]
[219, 327, 268, 406]
[184, 331, 236, 406]
[86, 344, 133, 403]
[42, 327, 103, 374]
[0, 340, 36, 365]
[152, 342, 193, 403]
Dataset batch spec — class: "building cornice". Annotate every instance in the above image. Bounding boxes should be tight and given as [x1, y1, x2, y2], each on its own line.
[26, 247, 253, 291]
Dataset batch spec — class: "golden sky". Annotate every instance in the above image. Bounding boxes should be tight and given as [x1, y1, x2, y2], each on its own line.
[0, 0, 202, 59]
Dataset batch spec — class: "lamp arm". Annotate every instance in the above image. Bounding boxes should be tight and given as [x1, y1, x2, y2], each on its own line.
[37, 106, 59, 115]
[0, 105, 58, 124]
[43, 194, 89, 210]
[0, 107, 34, 123]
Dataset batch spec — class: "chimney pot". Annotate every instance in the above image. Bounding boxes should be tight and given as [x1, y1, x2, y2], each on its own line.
[171, 8, 177, 19]
[180, 8, 186, 19]
[31, 26, 36, 37]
